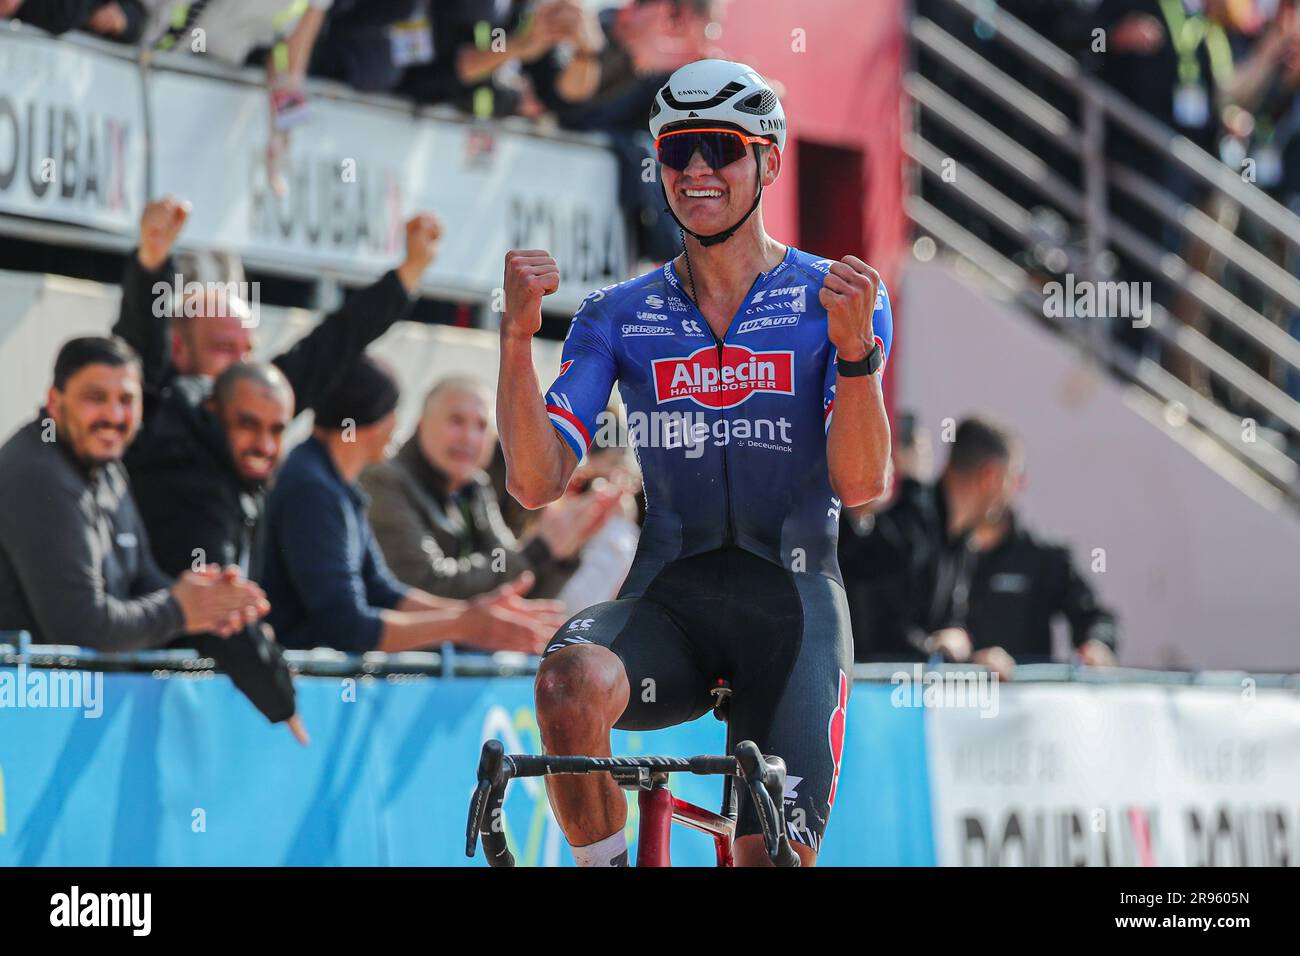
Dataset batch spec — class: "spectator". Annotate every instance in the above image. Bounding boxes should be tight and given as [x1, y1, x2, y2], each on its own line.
[83, 1, 145, 40]
[261, 354, 568, 654]
[109, 198, 437, 725]
[839, 417, 1021, 665]
[125, 359, 303, 730]
[402, 0, 605, 119]
[1085, 0, 1253, 374]
[1210, 5, 1300, 404]
[967, 506, 1120, 673]
[309, 0, 431, 94]
[551, 0, 715, 133]
[550, 0, 721, 262]
[114, 197, 441, 570]
[361, 376, 614, 599]
[4, 0, 147, 41]
[0, 337, 268, 653]
[145, 0, 336, 192]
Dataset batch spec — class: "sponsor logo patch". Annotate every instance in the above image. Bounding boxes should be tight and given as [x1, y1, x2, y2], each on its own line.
[737, 314, 800, 335]
[652, 344, 795, 409]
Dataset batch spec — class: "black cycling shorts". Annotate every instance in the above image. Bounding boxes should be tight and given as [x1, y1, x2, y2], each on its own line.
[542, 547, 853, 854]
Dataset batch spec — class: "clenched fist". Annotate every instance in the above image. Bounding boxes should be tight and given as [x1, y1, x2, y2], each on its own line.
[819, 255, 881, 362]
[396, 213, 444, 292]
[502, 249, 560, 340]
[138, 195, 191, 272]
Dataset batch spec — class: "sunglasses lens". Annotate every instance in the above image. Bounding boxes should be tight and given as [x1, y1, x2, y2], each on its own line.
[658, 131, 751, 171]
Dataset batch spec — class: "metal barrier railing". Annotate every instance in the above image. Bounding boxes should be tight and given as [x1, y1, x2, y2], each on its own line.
[0, 20, 618, 311]
[4, 632, 1298, 688]
[909, 0, 1300, 506]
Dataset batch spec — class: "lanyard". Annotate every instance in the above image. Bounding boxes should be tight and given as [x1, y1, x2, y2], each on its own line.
[1157, 0, 1235, 88]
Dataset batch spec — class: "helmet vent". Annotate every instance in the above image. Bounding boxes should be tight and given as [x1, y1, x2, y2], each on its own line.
[735, 90, 778, 115]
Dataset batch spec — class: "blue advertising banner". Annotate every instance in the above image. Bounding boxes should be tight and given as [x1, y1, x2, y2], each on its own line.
[0, 669, 933, 866]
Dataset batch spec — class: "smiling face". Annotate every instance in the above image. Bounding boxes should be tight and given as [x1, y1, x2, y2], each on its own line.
[47, 362, 143, 467]
[418, 383, 491, 491]
[661, 137, 780, 237]
[217, 379, 293, 485]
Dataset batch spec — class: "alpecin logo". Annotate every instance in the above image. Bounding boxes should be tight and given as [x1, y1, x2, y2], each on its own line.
[651, 344, 794, 409]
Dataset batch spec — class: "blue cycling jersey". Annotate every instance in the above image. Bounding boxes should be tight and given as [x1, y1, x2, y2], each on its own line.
[544, 245, 893, 591]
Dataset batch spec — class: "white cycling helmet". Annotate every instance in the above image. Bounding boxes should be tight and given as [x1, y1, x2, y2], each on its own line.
[650, 60, 786, 247]
[649, 59, 786, 152]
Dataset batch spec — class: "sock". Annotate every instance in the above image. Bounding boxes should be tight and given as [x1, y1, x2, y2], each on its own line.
[570, 831, 629, 867]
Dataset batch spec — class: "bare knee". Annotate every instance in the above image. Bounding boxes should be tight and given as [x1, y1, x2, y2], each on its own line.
[535, 646, 628, 749]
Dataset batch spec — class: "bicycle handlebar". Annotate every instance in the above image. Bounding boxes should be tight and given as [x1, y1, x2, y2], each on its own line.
[465, 739, 800, 867]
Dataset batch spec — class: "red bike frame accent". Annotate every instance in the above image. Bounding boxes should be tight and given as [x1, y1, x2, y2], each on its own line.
[635, 784, 736, 867]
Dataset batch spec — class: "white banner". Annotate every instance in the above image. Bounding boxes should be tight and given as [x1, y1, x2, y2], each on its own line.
[927, 683, 1300, 866]
[0, 30, 146, 232]
[149, 72, 628, 312]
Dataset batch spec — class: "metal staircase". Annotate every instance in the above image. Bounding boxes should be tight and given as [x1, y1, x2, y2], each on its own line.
[907, 0, 1300, 508]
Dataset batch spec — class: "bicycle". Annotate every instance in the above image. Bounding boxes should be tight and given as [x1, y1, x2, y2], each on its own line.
[465, 678, 801, 868]
[465, 735, 799, 867]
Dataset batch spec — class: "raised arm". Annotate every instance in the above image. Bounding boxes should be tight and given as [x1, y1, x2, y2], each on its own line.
[822, 257, 893, 507]
[271, 214, 441, 412]
[112, 196, 190, 395]
[497, 249, 581, 509]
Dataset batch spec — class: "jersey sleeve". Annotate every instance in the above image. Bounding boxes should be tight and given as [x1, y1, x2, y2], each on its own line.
[544, 291, 618, 462]
[824, 280, 894, 432]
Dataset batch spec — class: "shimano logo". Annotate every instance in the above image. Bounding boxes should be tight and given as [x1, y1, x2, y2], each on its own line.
[645, 294, 664, 309]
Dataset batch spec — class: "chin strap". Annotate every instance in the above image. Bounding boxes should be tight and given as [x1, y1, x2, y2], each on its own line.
[661, 145, 764, 248]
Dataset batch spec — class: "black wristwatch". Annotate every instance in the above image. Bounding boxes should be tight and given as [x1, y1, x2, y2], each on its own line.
[836, 341, 883, 377]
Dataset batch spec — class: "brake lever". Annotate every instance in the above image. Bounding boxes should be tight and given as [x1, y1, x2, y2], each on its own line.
[758, 754, 800, 868]
[465, 739, 515, 867]
[734, 740, 800, 867]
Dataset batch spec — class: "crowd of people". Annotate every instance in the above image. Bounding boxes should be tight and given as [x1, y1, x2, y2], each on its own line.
[0, 3, 1130, 737]
[1, 0, 723, 260]
[0, 189, 1119, 735]
[919, 0, 1300, 447]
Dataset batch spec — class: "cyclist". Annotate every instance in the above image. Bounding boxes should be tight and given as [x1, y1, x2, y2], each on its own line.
[497, 59, 893, 867]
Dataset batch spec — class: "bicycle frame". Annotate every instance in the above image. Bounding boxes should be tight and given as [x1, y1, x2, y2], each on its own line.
[638, 785, 735, 867]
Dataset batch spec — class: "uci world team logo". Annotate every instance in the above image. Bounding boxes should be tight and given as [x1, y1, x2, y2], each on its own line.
[652, 344, 794, 409]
